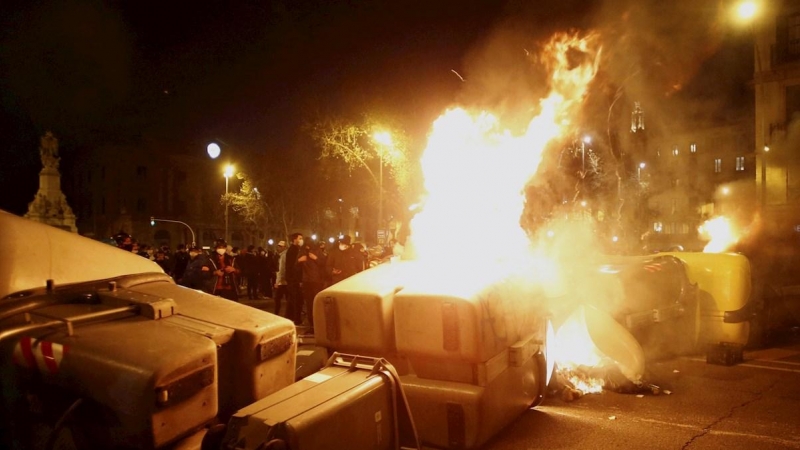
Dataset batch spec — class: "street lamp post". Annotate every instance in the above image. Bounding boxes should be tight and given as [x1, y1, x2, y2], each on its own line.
[638, 162, 646, 180]
[581, 135, 591, 173]
[736, 2, 768, 209]
[150, 216, 196, 247]
[373, 131, 393, 244]
[762, 145, 769, 207]
[224, 164, 234, 244]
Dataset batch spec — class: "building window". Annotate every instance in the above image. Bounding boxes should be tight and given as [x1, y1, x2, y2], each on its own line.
[789, 13, 800, 56]
[690, 143, 697, 153]
[654, 222, 663, 233]
[777, 13, 800, 64]
[672, 145, 679, 156]
[714, 159, 722, 173]
[736, 156, 745, 171]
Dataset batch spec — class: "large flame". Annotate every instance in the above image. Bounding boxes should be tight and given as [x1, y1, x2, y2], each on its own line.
[699, 216, 739, 253]
[407, 32, 600, 291]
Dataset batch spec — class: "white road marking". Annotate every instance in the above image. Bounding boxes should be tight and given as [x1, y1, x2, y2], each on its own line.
[682, 357, 800, 373]
[542, 408, 800, 448]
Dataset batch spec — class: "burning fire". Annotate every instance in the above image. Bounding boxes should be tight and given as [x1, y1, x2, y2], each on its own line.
[404, 31, 623, 394]
[407, 31, 601, 290]
[699, 216, 739, 253]
[552, 306, 606, 394]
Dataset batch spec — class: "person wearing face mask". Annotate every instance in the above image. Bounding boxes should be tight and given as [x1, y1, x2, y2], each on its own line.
[209, 239, 241, 301]
[326, 235, 363, 285]
[298, 241, 325, 333]
[180, 246, 214, 293]
[285, 233, 305, 325]
[114, 231, 134, 252]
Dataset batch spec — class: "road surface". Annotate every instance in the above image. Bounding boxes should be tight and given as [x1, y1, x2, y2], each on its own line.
[484, 332, 800, 449]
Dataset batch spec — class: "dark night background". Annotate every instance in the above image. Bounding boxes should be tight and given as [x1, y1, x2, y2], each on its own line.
[0, 0, 751, 216]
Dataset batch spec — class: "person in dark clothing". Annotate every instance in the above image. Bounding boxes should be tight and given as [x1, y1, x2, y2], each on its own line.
[285, 233, 304, 325]
[209, 239, 240, 301]
[172, 244, 190, 282]
[180, 246, 214, 293]
[154, 249, 173, 275]
[299, 243, 325, 332]
[255, 247, 273, 299]
[267, 249, 278, 291]
[316, 242, 330, 288]
[240, 245, 259, 300]
[326, 235, 363, 285]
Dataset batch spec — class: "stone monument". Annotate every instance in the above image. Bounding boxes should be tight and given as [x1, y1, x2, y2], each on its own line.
[24, 132, 78, 233]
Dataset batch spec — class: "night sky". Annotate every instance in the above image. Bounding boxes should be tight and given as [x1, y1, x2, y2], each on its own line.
[0, 0, 751, 215]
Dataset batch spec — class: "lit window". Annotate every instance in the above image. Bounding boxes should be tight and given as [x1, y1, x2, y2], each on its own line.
[714, 159, 722, 173]
[673, 145, 679, 156]
[654, 222, 663, 233]
[736, 156, 745, 171]
[690, 143, 697, 153]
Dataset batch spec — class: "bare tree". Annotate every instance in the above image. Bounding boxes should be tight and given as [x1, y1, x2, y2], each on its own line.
[222, 171, 302, 244]
[311, 114, 412, 193]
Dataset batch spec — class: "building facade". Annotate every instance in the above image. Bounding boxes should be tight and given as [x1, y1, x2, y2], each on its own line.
[754, 0, 800, 236]
[66, 143, 268, 250]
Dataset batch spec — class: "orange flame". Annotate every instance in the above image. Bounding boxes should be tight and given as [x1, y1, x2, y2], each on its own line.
[407, 32, 600, 290]
[699, 216, 739, 253]
[552, 306, 606, 394]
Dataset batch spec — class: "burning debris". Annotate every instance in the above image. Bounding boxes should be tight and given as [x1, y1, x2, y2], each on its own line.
[548, 305, 667, 401]
[551, 362, 664, 402]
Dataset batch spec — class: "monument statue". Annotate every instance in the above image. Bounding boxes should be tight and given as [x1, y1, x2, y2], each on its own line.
[24, 132, 78, 233]
[39, 131, 60, 170]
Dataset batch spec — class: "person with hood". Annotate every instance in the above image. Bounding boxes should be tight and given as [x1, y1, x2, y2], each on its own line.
[326, 235, 363, 285]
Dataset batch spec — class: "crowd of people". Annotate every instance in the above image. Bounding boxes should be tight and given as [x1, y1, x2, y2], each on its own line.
[113, 231, 384, 332]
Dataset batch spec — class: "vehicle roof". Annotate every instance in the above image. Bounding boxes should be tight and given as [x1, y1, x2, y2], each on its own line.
[0, 210, 163, 298]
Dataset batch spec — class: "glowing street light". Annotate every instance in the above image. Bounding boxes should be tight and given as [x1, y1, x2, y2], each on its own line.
[638, 162, 646, 180]
[268, 239, 274, 246]
[207, 143, 221, 159]
[223, 164, 235, 243]
[722, 186, 731, 196]
[736, 1, 758, 21]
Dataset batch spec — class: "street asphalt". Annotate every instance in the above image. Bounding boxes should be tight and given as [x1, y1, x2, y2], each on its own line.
[484, 332, 800, 450]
